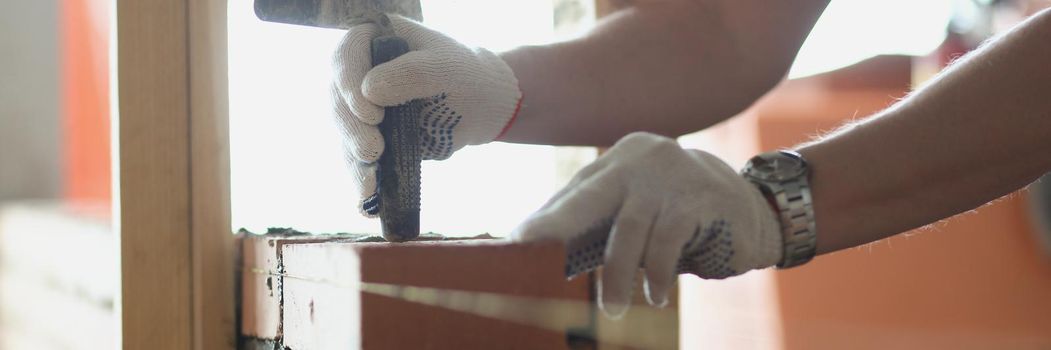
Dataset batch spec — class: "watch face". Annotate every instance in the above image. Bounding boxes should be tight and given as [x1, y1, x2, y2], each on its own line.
[745, 151, 807, 182]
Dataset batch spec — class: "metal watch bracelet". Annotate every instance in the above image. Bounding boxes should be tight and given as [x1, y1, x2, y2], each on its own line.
[768, 177, 816, 268]
[741, 151, 817, 269]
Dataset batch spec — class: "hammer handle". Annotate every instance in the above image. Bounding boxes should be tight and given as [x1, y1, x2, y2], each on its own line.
[372, 35, 421, 242]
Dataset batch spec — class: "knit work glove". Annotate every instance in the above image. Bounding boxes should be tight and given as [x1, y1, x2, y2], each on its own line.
[511, 133, 783, 318]
[331, 15, 522, 217]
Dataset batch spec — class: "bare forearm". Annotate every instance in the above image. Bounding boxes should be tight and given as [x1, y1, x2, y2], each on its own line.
[800, 9, 1051, 254]
[499, 0, 829, 146]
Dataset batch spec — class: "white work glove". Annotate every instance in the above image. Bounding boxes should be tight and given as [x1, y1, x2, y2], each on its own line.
[511, 132, 784, 318]
[331, 15, 522, 216]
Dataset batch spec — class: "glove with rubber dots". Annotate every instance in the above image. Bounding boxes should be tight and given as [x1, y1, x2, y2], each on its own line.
[511, 132, 783, 318]
[331, 15, 522, 217]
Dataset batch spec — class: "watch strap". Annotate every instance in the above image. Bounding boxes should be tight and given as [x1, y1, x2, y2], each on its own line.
[742, 151, 817, 269]
[771, 178, 816, 268]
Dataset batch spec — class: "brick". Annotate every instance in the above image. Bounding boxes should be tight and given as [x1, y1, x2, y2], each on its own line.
[240, 234, 678, 349]
[281, 240, 591, 349]
[240, 231, 347, 339]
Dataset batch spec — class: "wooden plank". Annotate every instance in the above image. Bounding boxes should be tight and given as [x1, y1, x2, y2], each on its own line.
[116, 0, 193, 347]
[188, 0, 235, 348]
[116, 0, 233, 348]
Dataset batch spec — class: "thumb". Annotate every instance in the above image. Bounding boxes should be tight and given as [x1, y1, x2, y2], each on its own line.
[362, 50, 450, 106]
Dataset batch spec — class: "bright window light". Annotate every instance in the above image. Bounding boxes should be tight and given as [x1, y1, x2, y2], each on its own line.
[790, 0, 953, 78]
[228, 0, 951, 235]
[228, 1, 559, 236]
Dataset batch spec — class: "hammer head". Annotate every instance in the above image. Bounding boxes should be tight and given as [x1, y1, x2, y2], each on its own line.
[254, 0, 423, 29]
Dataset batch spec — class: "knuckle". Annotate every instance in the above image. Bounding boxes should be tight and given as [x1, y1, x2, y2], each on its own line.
[691, 150, 716, 163]
[597, 167, 626, 185]
[614, 214, 647, 232]
[354, 149, 381, 163]
[622, 132, 680, 154]
[351, 134, 384, 163]
[388, 55, 433, 76]
[363, 71, 394, 93]
[648, 231, 677, 249]
[570, 162, 604, 182]
[690, 149, 724, 167]
[389, 14, 420, 34]
[333, 24, 377, 63]
[350, 100, 383, 123]
[620, 132, 660, 146]
[652, 140, 680, 156]
[513, 214, 567, 242]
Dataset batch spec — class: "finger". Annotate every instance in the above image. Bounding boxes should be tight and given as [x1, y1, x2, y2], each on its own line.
[641, 206, 695, 308]
[536, 157, 611, 212]
[536, 145, 623, 213]
[332, 23, 385, 125]
[510, 171, 624, 242]
[690, 218, 744, 278]
[362, 50, 449, 107]
[537, 163, 618, 278]
[388, 15, 456, 49]
[348, 158, 379, 218]
[600, 194, 659, 319]
[332, 83, 384, 163]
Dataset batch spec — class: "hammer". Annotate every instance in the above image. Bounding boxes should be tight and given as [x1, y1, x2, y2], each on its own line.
[254, 0, 423, 242]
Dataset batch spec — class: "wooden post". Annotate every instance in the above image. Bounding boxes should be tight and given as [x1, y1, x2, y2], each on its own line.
[189, 0, 235, 348]
[115, 0, 234, 348]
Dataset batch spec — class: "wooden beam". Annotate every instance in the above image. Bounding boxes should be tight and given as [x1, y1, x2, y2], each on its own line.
[116, 0, 233, 348]
[189, 0, 236, 348]
[116, 0, 192, 347]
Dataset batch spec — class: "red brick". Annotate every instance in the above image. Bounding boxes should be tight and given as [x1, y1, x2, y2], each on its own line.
[241, 235, 678, 349]
[240, 233, 340, 339]
[281, 240, 591, 349]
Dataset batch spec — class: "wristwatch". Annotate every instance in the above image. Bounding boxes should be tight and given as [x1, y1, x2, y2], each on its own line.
[741, 150, 817, 268]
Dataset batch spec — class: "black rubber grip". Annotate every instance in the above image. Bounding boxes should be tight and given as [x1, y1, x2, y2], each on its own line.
[371, 35, 421, 242]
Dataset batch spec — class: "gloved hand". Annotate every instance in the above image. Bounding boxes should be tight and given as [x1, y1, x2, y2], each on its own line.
[331, 15, 522, 216]
[511, 132, 783, 318]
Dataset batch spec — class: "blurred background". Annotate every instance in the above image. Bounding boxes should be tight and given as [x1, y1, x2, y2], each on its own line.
[2, 0, 1050, 348]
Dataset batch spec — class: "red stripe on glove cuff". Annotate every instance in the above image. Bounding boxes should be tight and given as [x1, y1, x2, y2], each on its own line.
[495, 94, 524, 141]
